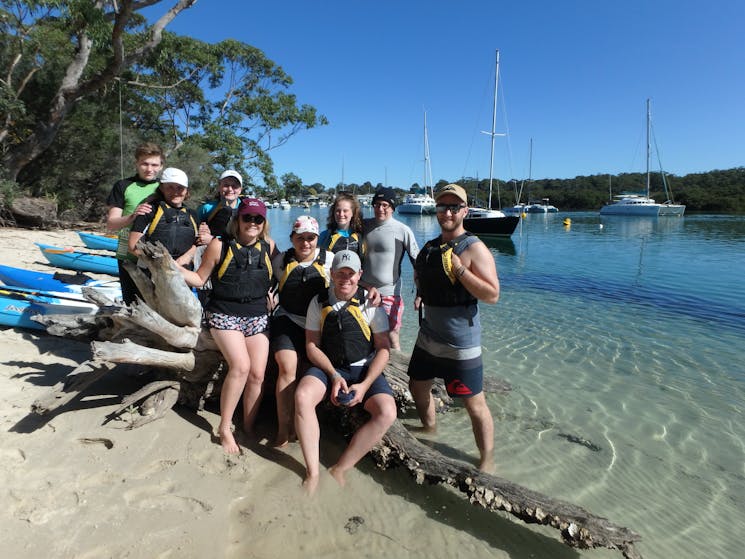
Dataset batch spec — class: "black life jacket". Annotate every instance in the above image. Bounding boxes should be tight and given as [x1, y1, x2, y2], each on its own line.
[414, 232, 478, 307]
[278, 248, 329, 316]
[319, 287, 374, 367]
[204, 198, 241, 238]
[210, 238, 272, 303]
[325, 231, 362, 256]
[145, 201, 198, 259]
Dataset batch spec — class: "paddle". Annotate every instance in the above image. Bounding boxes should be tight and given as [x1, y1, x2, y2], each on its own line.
[0, 285, 94, 304]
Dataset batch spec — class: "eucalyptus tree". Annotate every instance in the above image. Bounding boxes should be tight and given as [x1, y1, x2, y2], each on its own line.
[0, 0, 327, 205]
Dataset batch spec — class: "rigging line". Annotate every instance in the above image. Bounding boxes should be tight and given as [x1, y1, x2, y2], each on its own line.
[118, 78, 124, 179]
[461, 64, 493, 180]
[498, 72, 516, 181]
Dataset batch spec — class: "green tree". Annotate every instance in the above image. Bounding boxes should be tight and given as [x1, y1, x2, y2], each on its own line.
[0, 0, 327, 212]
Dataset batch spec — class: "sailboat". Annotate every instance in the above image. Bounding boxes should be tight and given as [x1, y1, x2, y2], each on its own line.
[398, 111, 436, 215]
[600, 99, 685, 216]
[504, 138, 531, 216]
[463, 50, 520, 237]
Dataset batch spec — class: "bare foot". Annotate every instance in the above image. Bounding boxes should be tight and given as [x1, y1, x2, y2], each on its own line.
[478, 455, 496, 474]
[272, 429, 296, 448]
[218, 426, 240, 454]
[328, 465, 347, 487]
[303, 474, 320, 496]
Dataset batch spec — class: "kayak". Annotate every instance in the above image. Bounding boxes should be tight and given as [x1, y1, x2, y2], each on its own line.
[0, 264, 121, 301]
[36, 243, 119, 276]
[77, 231, 118, 252]
[0, 286, 99, 330]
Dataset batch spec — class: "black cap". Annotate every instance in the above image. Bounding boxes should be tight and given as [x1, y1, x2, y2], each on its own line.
[372, 186, 397, 208]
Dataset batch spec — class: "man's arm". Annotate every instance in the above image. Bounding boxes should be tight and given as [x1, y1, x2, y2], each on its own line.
[106, 202, 153, 232]
[453, 241, 500, 304]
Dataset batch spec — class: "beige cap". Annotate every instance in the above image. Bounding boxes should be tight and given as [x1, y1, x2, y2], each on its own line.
[435, 183, 467, 204]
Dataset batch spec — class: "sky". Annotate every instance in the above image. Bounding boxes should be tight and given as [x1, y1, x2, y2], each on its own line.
[159, 0, 743, 190]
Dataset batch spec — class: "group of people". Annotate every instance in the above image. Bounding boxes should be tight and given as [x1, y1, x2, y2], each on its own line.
[105, 143, 500, 490]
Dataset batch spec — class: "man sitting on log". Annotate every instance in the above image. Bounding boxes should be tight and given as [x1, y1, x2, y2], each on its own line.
[295, 249, 397, 493]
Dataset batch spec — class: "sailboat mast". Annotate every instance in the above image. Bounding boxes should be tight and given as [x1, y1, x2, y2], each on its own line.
[423, 110, 433, 195]
[481, 50, 505, 209]
[645, 98, 651, 197]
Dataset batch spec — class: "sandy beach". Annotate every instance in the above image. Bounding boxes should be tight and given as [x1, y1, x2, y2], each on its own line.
[0, 226, 618, 559]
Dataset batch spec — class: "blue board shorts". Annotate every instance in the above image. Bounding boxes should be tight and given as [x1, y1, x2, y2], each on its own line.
[302, 363, 394, 402]
[407, 344, 484, 398]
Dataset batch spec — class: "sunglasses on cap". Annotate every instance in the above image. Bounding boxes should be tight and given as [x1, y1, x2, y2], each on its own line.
[241, 214, 265, 224]
[435, 203, 466, 214]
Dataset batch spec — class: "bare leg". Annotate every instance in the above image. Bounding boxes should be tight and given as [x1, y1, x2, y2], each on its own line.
[388, 329, 401, 350]
[211, 328, 250, 454]
[330, 393, 397, 486]
[408, 378, 436, 432]
[463, 392, 495, 472]
[241, 332, 269, 435]
[274, 348, 298, 447]
[294, 375, 327, 493]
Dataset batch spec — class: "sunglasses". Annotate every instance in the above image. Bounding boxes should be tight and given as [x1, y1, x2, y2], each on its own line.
[241, 214, 265, 224]
[435, 203, 466, 214]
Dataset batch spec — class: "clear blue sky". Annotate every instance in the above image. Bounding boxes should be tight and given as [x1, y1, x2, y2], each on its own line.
[163, 0, 744, 190]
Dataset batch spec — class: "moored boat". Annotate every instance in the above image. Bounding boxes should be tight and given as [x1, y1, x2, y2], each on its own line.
[600, 99, 685, 217]
[462, 50, 520, 238]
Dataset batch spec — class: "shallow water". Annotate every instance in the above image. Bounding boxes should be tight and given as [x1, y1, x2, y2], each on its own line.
[266, 207, 745, 558]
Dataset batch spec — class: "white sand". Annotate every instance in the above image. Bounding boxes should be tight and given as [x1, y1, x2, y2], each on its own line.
[0, 227, 613, 559]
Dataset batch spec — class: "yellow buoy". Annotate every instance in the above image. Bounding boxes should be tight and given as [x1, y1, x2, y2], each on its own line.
[563, 218, 572, 226]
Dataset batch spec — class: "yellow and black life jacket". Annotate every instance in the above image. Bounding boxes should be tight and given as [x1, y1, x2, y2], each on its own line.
[210, 239, 272, 303]
[278, 248, 329, 316]
[325, 231, 363, 256]
[145, 201, 198, 259]
[414, 232, 478, 307]
[319, 287, 373, 367]
[204, 198, 242, 238]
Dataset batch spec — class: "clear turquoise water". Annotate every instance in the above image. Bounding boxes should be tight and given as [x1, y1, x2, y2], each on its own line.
[268, 207, 745, 558]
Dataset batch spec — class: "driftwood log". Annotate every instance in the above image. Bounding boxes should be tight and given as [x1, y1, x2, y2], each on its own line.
[31, 241, 642, 558]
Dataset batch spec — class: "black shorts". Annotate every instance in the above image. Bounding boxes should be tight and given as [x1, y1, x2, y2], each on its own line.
[407, 345, 484, 398]
[270, 314, 307, 356]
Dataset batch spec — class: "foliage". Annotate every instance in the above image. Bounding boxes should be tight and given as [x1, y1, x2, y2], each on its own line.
[0, 0, 327, 220]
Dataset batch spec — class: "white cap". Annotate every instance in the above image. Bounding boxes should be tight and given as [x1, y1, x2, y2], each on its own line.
[160, 167, 189, 188]
[219, 170, 242, 187]
[292, 215, 319, 236]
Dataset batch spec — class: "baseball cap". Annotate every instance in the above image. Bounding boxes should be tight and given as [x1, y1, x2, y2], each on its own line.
[160, 167, 189, 188]
[372, 186, 397, 208]
[219, 170, 242, 187]
[292, 215, 319, 236]
[435, 183, 468, 204]
[332, 249, 361, 273]
[238, 197, 266, 218]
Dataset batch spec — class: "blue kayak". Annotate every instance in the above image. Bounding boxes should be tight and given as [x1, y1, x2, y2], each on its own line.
[0, 286, 98, 330]
[77, 231, 118, 252]
[36, 243, 119, 276]
[0, 264, 121, 300]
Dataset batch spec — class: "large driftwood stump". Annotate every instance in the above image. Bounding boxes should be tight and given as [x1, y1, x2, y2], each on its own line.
[31, 241, 641, 558]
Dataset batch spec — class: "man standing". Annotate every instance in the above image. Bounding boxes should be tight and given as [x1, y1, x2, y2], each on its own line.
[361, 186, 419, 350]
[106, 142, 164, 305]
[407, 183, 500, 472]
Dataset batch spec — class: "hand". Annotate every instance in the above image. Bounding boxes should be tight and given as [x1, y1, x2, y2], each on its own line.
[450, 252, 462, 271]
[133, 202, 152, 216]
[414, 295, 422, 311]
[197, 222, 213, 246]
[330, 374, 349, 406]
[366, 286, 381, 307]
